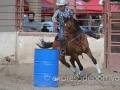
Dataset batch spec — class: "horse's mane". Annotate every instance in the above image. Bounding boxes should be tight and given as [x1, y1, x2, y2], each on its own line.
[72, 18, 82, 31]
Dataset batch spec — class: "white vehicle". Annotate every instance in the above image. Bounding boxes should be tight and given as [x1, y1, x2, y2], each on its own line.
[41, 21, 54, 32]
[98, 23, 103, 33]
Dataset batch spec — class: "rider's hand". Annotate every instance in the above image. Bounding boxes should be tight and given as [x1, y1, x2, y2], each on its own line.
[53, 20, 58, 25]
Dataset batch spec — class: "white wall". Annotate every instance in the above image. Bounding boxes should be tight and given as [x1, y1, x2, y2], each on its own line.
[0, 32, 16, 64]
[0, 32, 104, 68]
[17, 33, 56, 63]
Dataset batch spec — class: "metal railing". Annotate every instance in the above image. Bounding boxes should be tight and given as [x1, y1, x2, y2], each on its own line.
[0, 0, 105, 33]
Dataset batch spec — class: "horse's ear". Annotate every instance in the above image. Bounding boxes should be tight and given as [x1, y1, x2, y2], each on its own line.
[69, 17, 74, 23]
[70, 17, 73, 21]
[63, 16, 67, 22]
[70, 17, 73, 19]
[63, 16, 70, 22]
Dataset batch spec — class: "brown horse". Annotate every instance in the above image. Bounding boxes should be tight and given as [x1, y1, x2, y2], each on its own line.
[37, 17, 103, 78]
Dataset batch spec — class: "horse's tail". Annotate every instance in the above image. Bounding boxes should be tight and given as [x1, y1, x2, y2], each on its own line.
[36, 39, 53, 48]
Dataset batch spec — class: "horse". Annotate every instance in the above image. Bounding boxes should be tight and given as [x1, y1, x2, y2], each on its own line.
[37, 17, 103, 78]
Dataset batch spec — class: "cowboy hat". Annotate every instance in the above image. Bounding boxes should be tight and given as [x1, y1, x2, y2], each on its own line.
[56, 0, 69, 6]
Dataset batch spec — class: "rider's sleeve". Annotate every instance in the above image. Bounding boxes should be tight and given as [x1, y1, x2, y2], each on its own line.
[68, 7, 73, 17]
[52, 10, 59, 22]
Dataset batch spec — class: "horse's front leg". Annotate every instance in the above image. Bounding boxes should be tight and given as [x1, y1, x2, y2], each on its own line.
[69, 56, 82, 75]
[59, 55, 71, 68]
[59, 55, 76, 74]
[71, 54, 83, 77]
[69, 57, 77, 74]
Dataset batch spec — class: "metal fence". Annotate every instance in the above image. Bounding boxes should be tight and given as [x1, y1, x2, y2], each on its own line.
[0, 0, 104, 33]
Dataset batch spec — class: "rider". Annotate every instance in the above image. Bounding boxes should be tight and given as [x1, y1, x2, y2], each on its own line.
[52, 0, 100, 55]
[52, 0, 72, 55]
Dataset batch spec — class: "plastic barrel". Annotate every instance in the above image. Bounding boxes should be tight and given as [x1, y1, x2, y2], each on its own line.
[34, 49, 59, 88]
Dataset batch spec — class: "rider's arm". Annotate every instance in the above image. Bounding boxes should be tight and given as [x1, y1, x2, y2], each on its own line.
[52, 10, 59, 32]
[67, 7, 73, 17]
[52, 10, 59, 24]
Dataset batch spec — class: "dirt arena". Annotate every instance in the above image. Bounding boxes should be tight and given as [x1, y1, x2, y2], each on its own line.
[0, 62, 120, 90]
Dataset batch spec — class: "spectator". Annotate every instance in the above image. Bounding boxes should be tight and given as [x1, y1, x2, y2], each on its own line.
[24, 11, 40, 32]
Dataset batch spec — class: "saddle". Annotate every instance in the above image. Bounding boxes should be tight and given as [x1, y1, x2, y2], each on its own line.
[53, 35, 83, 56]
[53, 35, 68, 55]
[53, 39, 60, 47]
[53, 35, 60, 47]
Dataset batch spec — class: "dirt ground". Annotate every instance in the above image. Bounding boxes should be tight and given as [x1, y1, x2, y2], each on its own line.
[0, 63, 120, 90]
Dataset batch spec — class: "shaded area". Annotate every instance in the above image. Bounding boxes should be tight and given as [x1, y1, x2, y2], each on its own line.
[111, 13, 120, 53]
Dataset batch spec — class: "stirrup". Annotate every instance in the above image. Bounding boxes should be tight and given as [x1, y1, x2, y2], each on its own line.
[59, 50, 65, 56]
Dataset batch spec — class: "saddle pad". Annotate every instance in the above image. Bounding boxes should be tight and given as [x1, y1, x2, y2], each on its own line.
[53, 40, 60, 47]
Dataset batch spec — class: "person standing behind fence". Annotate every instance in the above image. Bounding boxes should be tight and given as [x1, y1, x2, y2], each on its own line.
[24, 11, 40, 32]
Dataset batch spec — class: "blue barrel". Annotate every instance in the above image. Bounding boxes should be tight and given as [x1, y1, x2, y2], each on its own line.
[34, 49, 59, 88]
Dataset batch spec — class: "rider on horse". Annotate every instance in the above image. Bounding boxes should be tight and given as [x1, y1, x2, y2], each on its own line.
[52, 0, 100, 55]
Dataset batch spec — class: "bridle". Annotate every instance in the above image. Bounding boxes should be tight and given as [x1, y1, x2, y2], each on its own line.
[63, 21, 82, 42]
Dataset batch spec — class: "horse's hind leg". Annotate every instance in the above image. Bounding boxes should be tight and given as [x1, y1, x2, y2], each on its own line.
[70, 57, 76, 68]
[85, 48, 103, 77]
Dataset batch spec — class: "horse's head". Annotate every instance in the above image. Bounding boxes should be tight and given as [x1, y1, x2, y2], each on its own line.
[63, 17, 75, 34]
[63, 16, 82, 34]
[62, 17, 73, 42]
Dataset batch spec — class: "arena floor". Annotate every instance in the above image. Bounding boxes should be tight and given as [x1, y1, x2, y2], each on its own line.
[0, 63, 120, 90]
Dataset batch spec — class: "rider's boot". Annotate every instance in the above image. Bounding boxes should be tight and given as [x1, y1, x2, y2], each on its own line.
[59, 39, 65, 56]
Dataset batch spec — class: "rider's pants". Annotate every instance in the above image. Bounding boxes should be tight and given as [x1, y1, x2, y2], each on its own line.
[58, 25, 64, 53]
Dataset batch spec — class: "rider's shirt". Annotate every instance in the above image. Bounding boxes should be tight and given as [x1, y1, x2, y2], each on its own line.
[24, 20, 40, 32]
[52, 7, 73, 25]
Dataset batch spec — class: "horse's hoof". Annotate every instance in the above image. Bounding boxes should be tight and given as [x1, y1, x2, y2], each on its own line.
[98, 73, 103, 79]
[75, 74, 81, 79]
